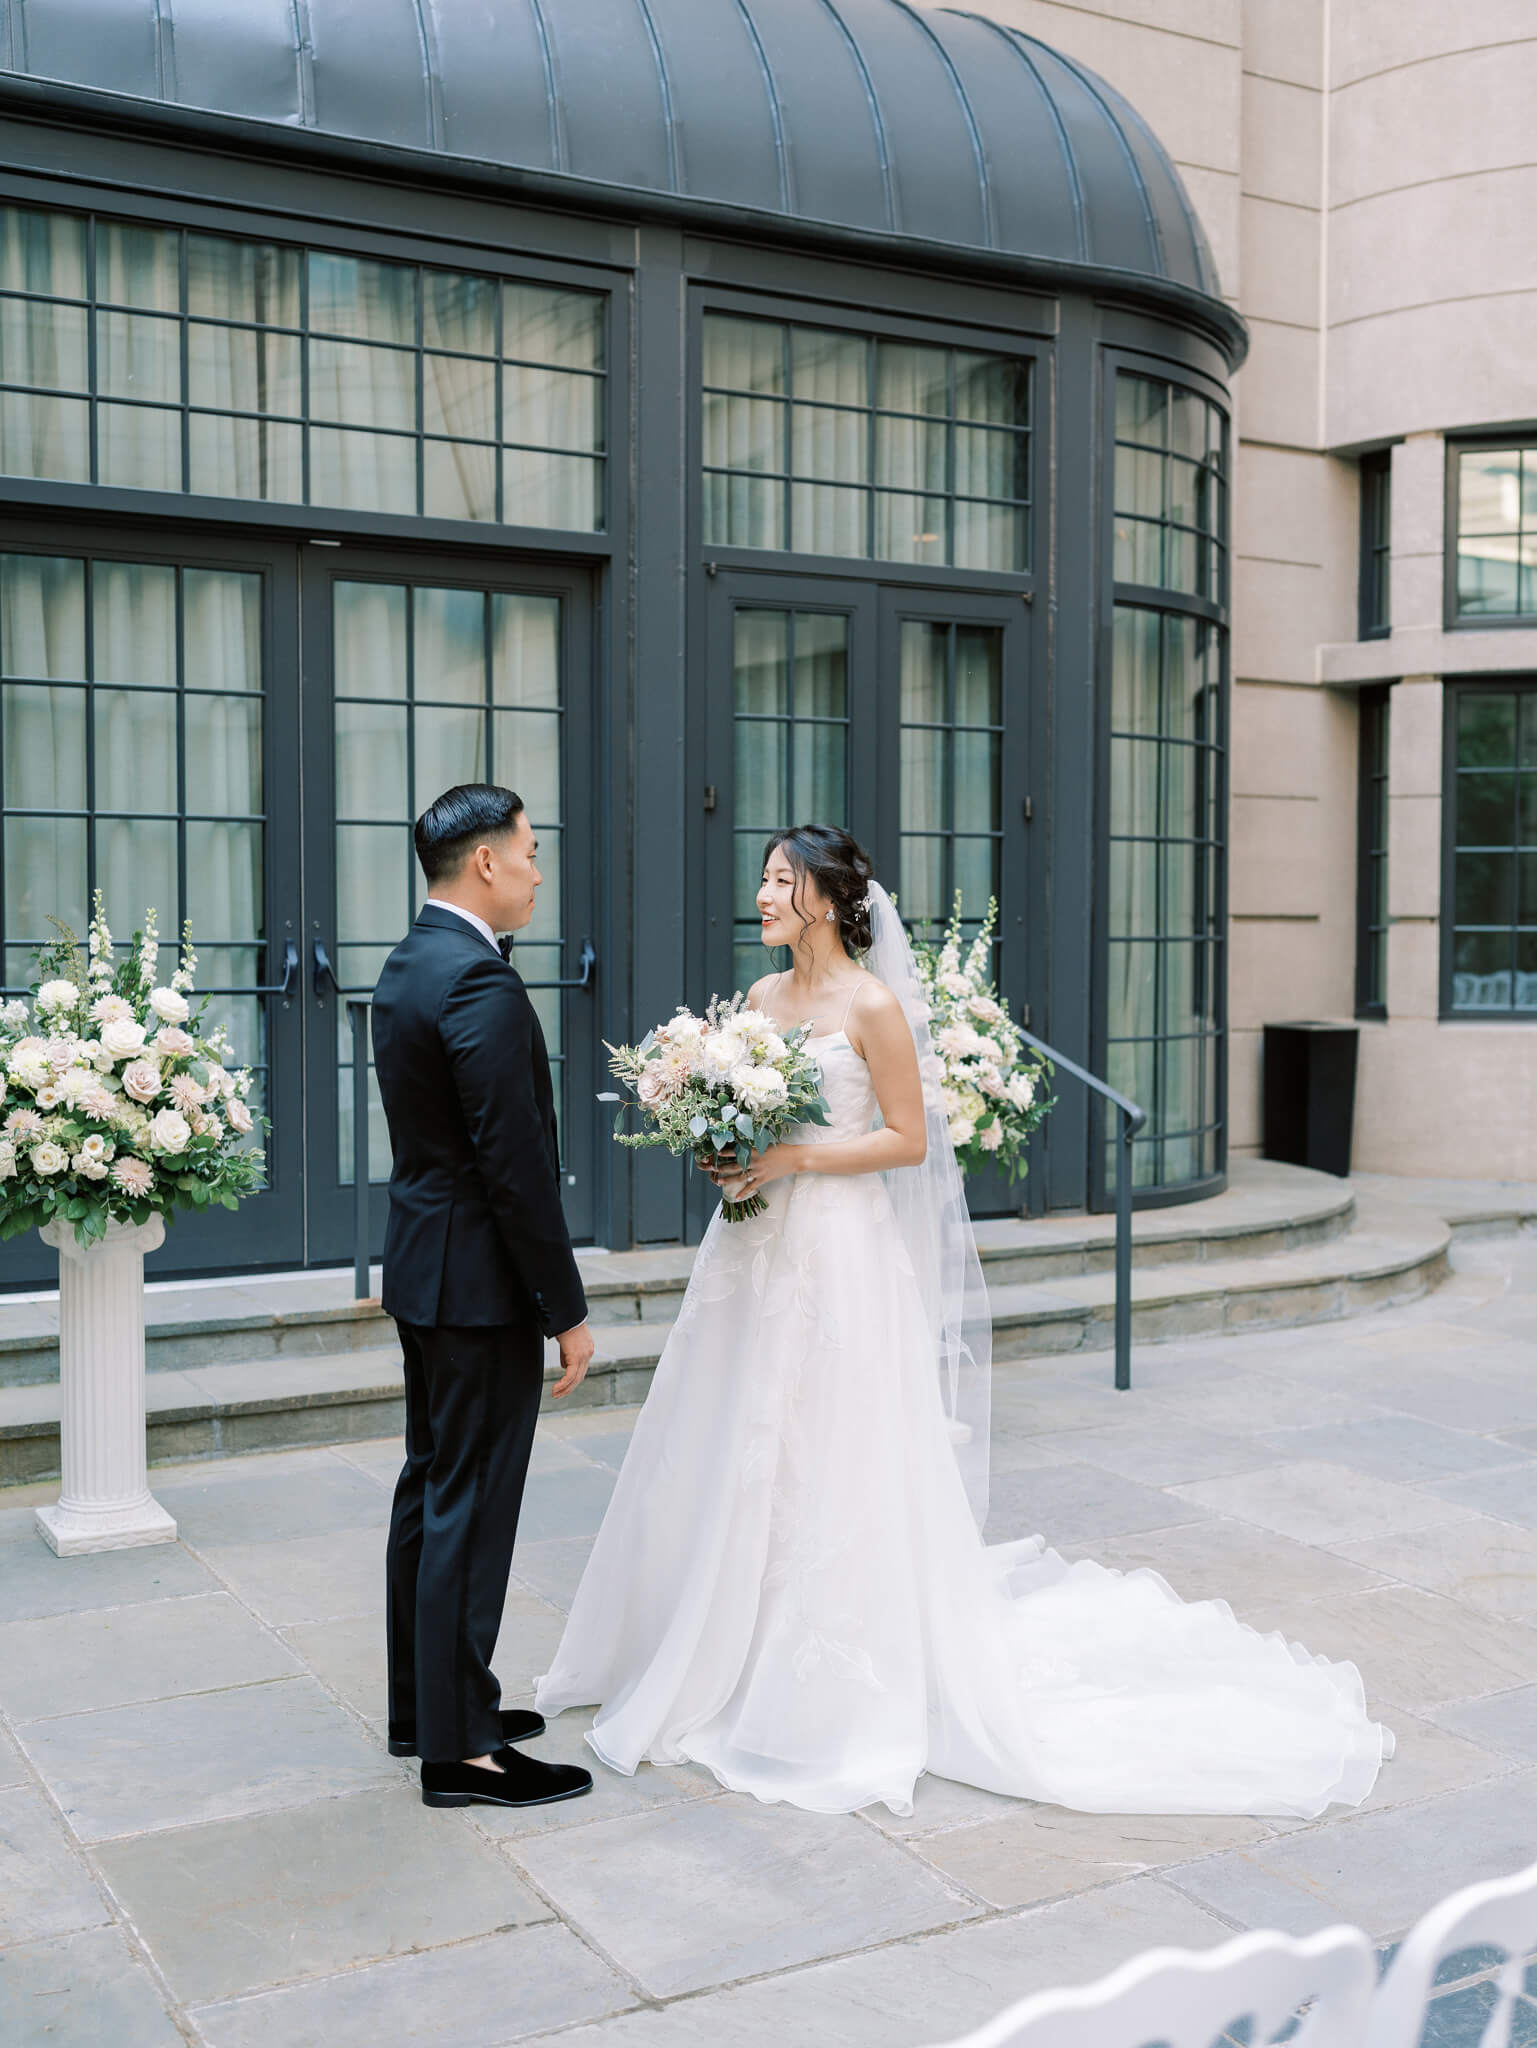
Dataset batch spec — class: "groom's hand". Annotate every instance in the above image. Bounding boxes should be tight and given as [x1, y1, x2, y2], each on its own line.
[552, 1320, 595, 1400]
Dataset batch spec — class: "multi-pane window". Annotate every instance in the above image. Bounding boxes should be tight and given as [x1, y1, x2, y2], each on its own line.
[1446, 685, 1537, 1014]
[729, 608, 849, 994]
[1455, 446, 1537, 619]
[1106, 606, 1225, 1188]
[0, 203, 606, 529]
[0, 549, 268, 1108]
[1359, 449, 1391, 639]
[332, 581, 565, 1176]
[1112, 373, 1227, 604]
[702, 315, 1030, 572]
[898, 620, 1003, 945]
[1356, 685, 1390, 1017]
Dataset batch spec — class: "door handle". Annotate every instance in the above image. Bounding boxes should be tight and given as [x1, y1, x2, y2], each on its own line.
[312, 937, 340, 1000]
[254, 939, 299, 999]
[518, 937, 597, 990]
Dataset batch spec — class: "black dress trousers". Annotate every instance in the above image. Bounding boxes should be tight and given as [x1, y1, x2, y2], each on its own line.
[386, 1317, 544, 1762]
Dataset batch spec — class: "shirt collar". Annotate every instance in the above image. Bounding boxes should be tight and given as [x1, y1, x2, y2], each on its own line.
[426, 899, 498, 951]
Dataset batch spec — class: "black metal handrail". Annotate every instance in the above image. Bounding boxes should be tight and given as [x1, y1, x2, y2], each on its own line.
[1015, 1024, 1146, 1391]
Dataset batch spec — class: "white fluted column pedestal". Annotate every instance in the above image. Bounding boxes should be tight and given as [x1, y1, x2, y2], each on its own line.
[35, 1214, 177, 1556]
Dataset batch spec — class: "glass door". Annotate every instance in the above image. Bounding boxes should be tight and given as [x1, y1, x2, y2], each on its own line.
[299, 547, 597, 1260]
[0, 522, 303, 1286]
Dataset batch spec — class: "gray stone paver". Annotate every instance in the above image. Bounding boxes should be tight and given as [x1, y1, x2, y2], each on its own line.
[2, 1229, 1537, 2043]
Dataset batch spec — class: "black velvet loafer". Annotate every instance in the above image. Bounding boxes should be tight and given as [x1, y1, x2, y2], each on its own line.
[420, 1746, 593, 1810]
[389, 1707, 547, 1758]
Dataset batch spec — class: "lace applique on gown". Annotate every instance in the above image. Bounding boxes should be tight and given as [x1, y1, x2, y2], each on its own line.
[535, 1033, 1391, 1819]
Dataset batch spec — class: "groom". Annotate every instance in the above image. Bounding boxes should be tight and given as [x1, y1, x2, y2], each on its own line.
[372, 784, 595, 1811]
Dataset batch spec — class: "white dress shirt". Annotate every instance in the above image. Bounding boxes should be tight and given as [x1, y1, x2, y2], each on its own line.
[429, 898, 499, 952]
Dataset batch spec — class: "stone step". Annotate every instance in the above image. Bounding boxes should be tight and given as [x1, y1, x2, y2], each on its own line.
[0, 1159, 1351, 1388]
[0, 1189, 1449, 1485]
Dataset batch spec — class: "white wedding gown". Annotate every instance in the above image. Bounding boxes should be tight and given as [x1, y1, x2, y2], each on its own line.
[535, 1030, 1391, 1819]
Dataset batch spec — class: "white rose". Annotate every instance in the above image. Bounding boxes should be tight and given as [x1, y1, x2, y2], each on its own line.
[947, 1116, 976, 1147]
[227, 1098, 254, 1136]
[72, 1152, 109, 1180]
[99, 1017, 148, 1061]
[34, 1082, 62, 1111]
[967, 994, 1004, 1024]
[732, 1063, 788, 1112]
[8, 1048, 48, 1088]
[147, 1108, 191, 1154]
[979, 1120, 1004, 1152]
[78, 1133, 113, 1164]
[35, 979, 79, 1014]
[700, 1029, 746, 1081]
[148, 987, 191, 1025]
[1007, 1071, 1036, 1110]
[154, 1026, 195, 1060]
[658, 1012, 706, 1045]
[120, 1060, 162, 1104]
[30, 1139, 68, 1176]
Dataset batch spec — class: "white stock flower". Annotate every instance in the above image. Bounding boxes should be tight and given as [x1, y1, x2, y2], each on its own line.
[35, 979, 79, 1014]
[89, 993, 133, 1027]
[99, 1017, 148, 1061]
[947, 1116, 976, 1147]
[147, 1108, 191, 1154]
[148, 987, 191, 1025]
[30, 1139, 68, 1176]
[72, 1152, 109, 1180]
[121, 1060, 162, 1105]
[979, 1120, 1004, 1152]
[1, 999, 29, 1028]
[940, 971, 970, 999]
[227, 1098, 254, 1136]
[700, 1029, 746, 1082]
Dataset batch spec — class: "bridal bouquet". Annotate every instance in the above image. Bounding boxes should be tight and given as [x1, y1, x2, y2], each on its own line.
[603, 994, 830, 1222]
[913, 894, 1054, 1185]
[0, 893, 268, 1248]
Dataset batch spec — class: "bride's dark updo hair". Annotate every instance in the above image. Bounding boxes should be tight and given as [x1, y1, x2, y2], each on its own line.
[763, 824, 877, 957]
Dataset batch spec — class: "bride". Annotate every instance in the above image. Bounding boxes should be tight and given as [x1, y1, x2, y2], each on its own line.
[535, 825, 1391, 1819]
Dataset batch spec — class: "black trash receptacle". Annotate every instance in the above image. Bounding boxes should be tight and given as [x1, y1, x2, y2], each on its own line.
[1262, 1021, 1359, 1178]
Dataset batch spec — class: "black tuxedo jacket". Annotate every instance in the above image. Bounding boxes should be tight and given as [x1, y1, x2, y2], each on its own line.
[371, 904, 587, 1334]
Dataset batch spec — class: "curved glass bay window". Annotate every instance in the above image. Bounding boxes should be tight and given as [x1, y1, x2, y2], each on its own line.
[0, 204, 606, 527]
[702, 314, 1030, 571]
[1107, 370, 1229, 1193]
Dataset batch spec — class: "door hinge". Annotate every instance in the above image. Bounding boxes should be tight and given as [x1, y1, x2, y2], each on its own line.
[703, 783, 718, 812]
[1023, 1002, 1032, 1028]
[1022, 795, 1033, 822]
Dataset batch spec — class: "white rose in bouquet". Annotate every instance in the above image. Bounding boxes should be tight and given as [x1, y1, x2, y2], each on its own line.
[72, 1151, 109, 1180]
[30, 1140, 68, 1176]
[78, 1133, 113, 1165]
[35, 979, 79, 1014]
[227, 1098, 254, 1136]
[700, 1029, 746, 1082]
[948, 1115, 976, 1146]
[148, 986, 191, 1025]
[979, 1120, 1004, 1152]
[732, 1063, 789, 1113]
[1006, 1070, 1036, 1109]
[34, 1081, 62, 1110]
[121, 1060, 162, 1104]
[153, 1025, 195, 1059]
[8, 1046, 48, 1088]
[99, 1016, 147, 1061]
[148, 1108, 191, 1154]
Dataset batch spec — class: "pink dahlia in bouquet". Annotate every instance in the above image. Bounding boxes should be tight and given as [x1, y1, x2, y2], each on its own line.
[602, 994, 830, 1221]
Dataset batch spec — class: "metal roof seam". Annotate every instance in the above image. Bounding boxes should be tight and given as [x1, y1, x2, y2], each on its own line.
[630, 0, 680, 193]
[288, 0, 317, 128]
[523, 0, 565, 176]
[410, 0, 447, 152]
[959, 11, 1086, 267]
[889, 0, 995, 252]
[1035, 32, 1163, 280]
[814, 0, 896, 234]
[151, 0, 173, 103]
[731, 0, 792, 216]
[1100, 78, 1215, 295]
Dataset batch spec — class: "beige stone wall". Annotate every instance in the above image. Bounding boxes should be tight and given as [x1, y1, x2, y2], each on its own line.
[927, 1, 1537, 1183]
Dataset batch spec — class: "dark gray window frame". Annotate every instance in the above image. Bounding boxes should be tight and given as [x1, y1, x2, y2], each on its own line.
[1359, 448, 1391, 640]
[1093, 342, 1231, 1211]
[1355, 682, 1391, 1017]
[1439, 673, 1537, 1020]
[1444, 428, 1537, 631]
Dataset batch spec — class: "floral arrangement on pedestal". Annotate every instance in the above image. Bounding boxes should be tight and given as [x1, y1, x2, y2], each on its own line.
[602, 994, 830, 1222]
[912, 894, 1055, 1184]
[0, 893, 268, 1247]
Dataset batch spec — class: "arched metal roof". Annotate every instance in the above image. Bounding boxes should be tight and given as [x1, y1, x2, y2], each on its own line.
[0, 0, 1239, 355]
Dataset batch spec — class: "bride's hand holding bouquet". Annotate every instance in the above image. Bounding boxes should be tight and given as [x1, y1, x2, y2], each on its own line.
[602, 995, 830, 1222]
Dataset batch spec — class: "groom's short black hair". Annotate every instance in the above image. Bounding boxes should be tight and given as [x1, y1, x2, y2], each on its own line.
[414, 784, 525, 883]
